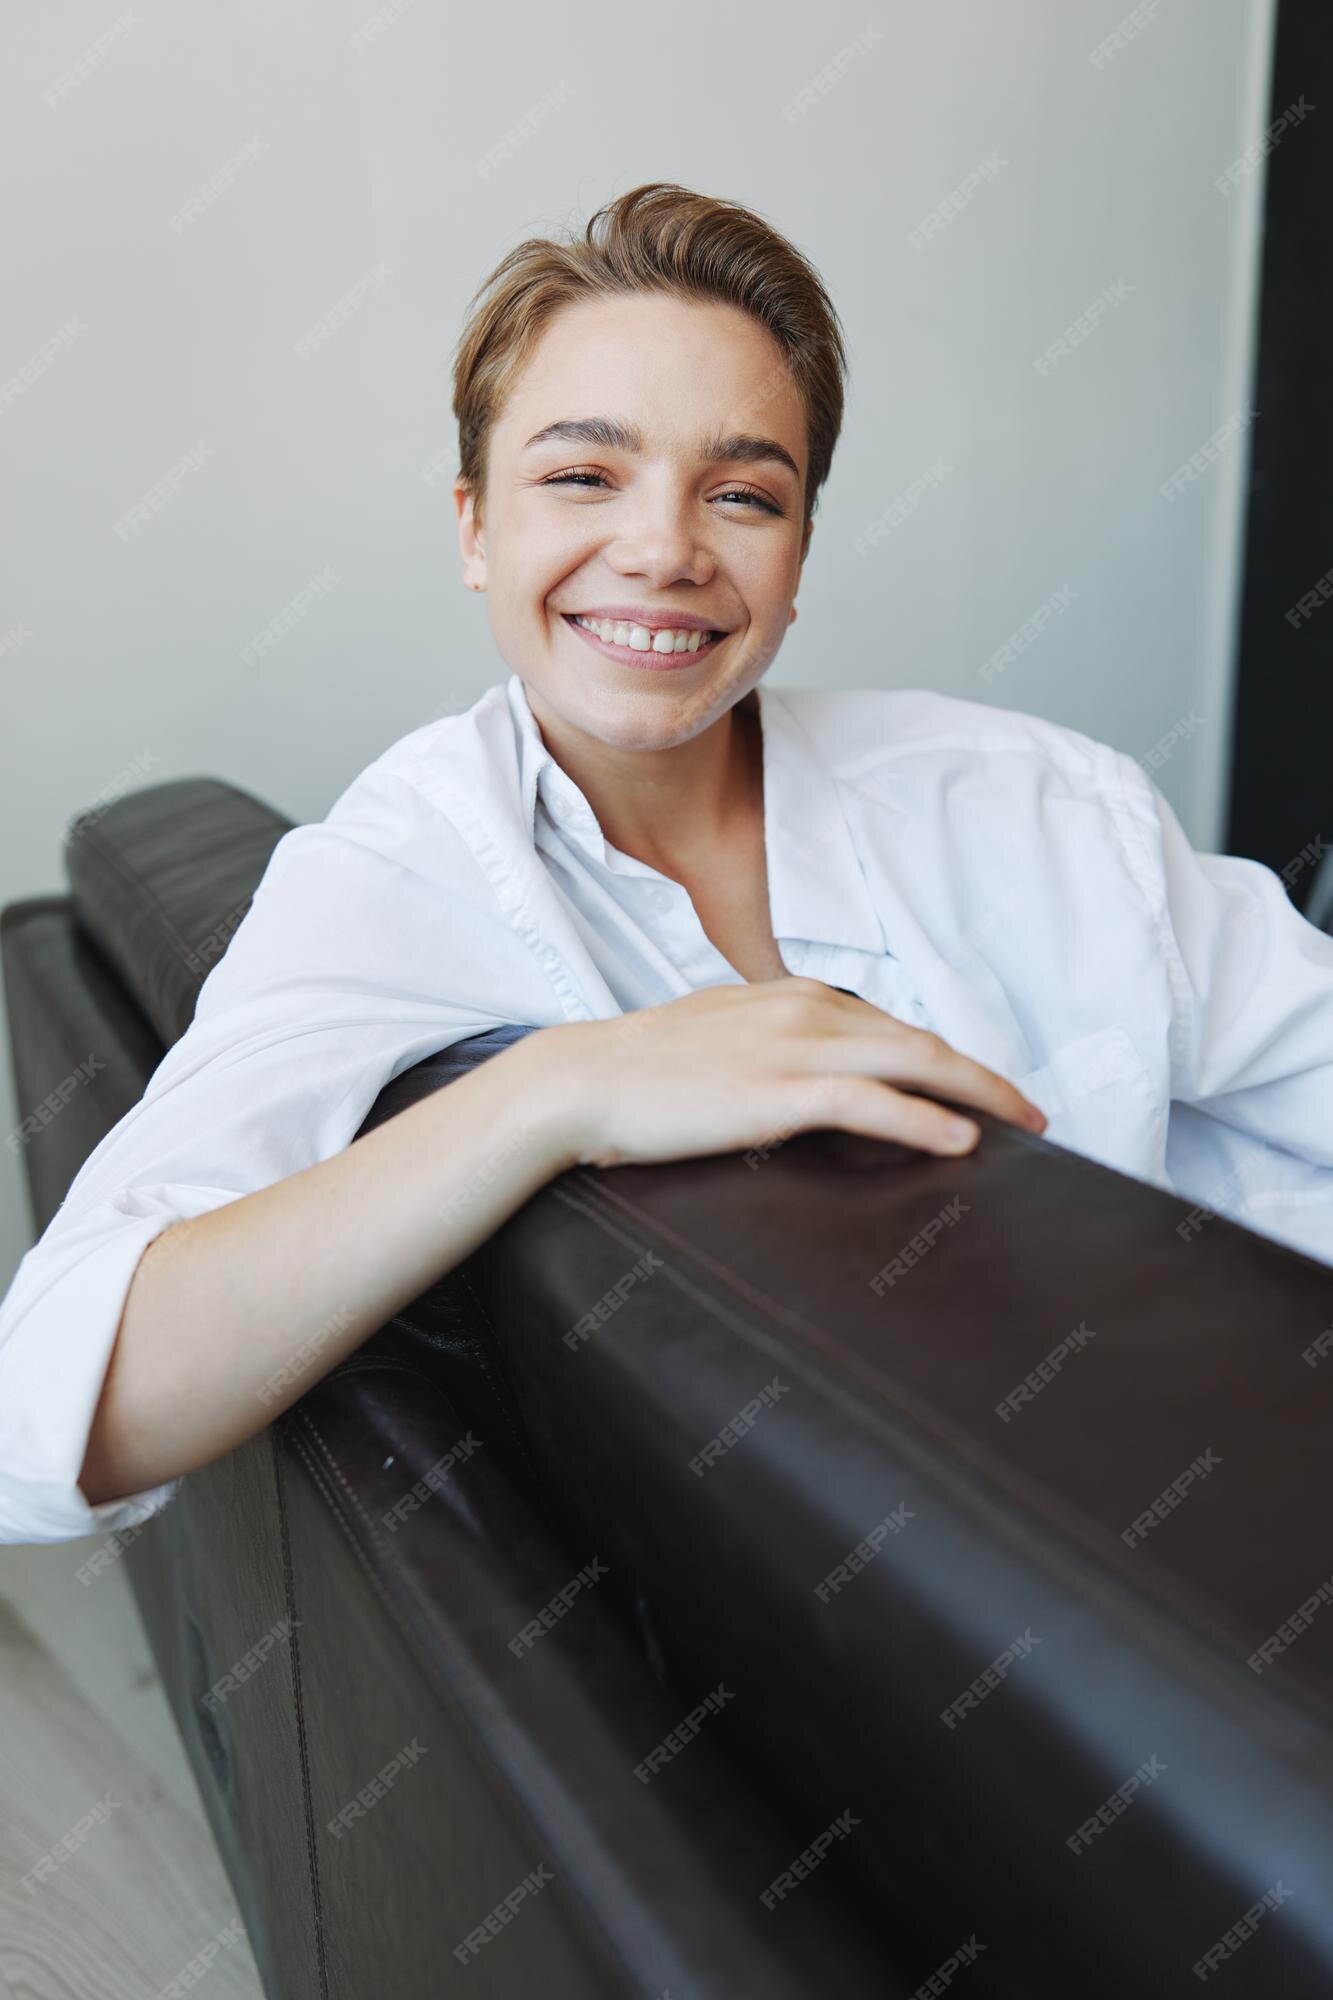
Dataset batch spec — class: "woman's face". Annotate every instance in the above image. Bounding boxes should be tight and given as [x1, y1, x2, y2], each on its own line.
[454, 291, 814, 751]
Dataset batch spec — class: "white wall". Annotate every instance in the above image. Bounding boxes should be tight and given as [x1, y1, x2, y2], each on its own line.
[0, 0, 1274, 1284]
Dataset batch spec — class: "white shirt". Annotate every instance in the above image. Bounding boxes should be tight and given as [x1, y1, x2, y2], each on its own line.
[3, 672, 1332, 1545]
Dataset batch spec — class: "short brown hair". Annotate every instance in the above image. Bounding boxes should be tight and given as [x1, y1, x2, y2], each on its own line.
[451, 181, 848, 533]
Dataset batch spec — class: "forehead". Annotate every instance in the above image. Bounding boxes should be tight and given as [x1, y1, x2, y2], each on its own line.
[495, 292, 806, 462]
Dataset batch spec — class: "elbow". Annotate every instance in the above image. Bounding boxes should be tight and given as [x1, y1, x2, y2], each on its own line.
[78, 1393, 127, 1510]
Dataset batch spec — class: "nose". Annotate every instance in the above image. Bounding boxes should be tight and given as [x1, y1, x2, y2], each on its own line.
[602, 476, 716, 590]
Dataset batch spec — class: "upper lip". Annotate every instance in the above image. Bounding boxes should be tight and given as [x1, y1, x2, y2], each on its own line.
[563, 605, 725, 634]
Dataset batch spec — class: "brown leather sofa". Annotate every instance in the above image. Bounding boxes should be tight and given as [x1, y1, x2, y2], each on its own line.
[5, 775, 1333, 1999]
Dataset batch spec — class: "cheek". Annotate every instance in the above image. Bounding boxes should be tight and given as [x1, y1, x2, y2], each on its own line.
[518, 525, 598, 599]
[490, 544, 569, 621]
[744, 548, 800, 614]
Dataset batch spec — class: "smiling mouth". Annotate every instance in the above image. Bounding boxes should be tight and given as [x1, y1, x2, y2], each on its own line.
[561, 612, 726, 667]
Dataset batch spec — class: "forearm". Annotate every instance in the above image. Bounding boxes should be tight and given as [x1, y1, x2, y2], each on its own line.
[79, 1029, 577, 1505]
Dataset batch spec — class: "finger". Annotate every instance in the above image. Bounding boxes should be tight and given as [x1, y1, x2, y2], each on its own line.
[787, 1073, 980, 1156]
[798, 1026, 1045, 1132]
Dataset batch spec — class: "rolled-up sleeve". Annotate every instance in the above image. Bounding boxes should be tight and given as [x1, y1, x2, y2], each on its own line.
[1110, 748, 1333, 1265]
[0, 762, 527, 1544]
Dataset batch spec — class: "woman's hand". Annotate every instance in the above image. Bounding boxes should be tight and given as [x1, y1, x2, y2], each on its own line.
[531, 976, 1047, 1171]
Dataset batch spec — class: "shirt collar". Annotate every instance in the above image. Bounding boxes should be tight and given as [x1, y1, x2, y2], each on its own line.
[504, 671, 886, 955]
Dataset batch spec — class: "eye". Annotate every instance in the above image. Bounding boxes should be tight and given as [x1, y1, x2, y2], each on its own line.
[538, 469, 783, 516]
[715, 485, 784, 516]
[539, 468, 608, 490]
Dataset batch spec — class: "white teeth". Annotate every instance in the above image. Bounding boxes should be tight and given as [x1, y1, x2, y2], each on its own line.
[572, 614, 715, 653]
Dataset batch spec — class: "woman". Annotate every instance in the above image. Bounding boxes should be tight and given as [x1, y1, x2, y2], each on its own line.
[1, 182, 1330, 1545]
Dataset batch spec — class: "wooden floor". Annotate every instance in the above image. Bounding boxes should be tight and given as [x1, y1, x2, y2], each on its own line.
[0, 1539, 263, 2000]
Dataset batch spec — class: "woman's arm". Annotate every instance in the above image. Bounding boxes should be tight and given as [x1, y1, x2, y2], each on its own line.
[0, 767, 553, 1543]
[1109, 746, 1333, 1262]
[79, 1027, 572, 1504]
[81, 978, 1045, 1505]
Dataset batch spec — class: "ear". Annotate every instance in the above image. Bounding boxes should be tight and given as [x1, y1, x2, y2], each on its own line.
[789, 514, 814, 624]
[454, 481, 487, 592]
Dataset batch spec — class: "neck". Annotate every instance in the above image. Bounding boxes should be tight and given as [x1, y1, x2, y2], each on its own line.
[524, 685, 761, 875]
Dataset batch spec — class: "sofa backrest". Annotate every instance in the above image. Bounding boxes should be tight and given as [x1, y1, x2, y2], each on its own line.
[62, 775, 292, 1048]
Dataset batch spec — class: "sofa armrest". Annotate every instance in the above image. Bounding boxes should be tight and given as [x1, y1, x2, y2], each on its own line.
[436, 1109, 1333, 1997]
[274, 1352, 894, 1995]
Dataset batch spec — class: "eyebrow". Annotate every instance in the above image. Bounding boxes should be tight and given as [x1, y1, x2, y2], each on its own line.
[521, 416, 801, 481]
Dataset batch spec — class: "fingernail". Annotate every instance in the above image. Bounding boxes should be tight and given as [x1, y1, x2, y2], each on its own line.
[943, 1118, 978, 1151]
[1024, 1104, 1047, 1130]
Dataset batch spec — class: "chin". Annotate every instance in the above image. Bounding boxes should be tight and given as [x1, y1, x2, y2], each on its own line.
[563, 685, 720, 751]
[522, 660, 735, 748]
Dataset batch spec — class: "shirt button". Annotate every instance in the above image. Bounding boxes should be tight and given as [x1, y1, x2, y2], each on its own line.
[648, 886, 672, 912]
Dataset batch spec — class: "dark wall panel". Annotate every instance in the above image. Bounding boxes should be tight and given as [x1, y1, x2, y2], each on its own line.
[1226, 0, 1333, 906]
